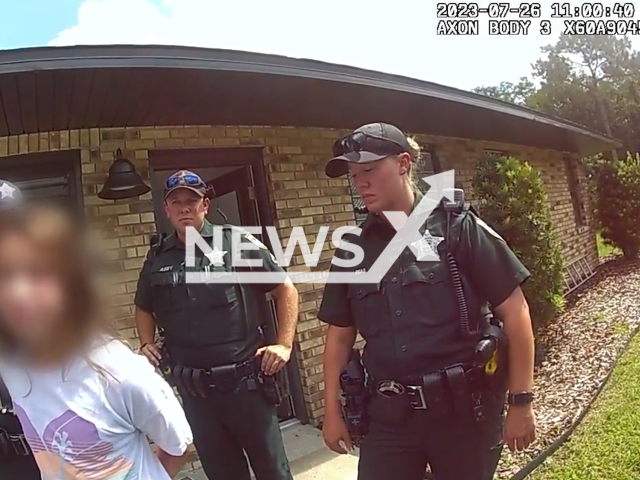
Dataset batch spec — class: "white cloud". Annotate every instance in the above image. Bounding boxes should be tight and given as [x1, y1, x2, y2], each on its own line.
[47, 0, 640, 90]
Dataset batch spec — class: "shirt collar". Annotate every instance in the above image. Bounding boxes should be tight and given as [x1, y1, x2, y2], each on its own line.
[361, 189, 424, 235]
[165, 219, 214, 250]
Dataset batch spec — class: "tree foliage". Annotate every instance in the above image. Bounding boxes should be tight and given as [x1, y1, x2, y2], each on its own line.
[589, 153, 640, 259]
[474, 34, 640, 155]
[472, 77, 536, 106]
[471, 156, 565, 333]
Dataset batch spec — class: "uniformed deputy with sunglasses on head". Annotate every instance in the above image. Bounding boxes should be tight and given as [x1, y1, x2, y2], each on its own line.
[134, 170, 299, 480]
[0, 179, 42, 480]
[318, 123, 538, 480]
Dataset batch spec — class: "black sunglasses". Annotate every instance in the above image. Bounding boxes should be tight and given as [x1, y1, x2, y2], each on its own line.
[165, 173, 205, 190]
[332, 131, 406, 157]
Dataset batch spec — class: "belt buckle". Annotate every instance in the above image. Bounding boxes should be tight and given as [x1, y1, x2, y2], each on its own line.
[406, 385, 427, 410]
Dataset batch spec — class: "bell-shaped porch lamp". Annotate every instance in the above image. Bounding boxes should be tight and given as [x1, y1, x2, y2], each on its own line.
[98, 148, 151, 200]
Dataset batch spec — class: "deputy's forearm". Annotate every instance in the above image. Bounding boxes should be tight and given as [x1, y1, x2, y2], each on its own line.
[134, 307, 157, 345]
[271, 280, 299, 349]
[502, 301, 535, 393]
[323, 326, 357, 417]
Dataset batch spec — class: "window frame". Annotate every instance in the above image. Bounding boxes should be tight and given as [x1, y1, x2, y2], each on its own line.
[563, 154, 587, 228]
[0, 150, 84, 215]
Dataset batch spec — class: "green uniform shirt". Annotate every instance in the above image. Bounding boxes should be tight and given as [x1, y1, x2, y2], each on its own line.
[317, 191, 530, 379]
[134, 220, 287, 368]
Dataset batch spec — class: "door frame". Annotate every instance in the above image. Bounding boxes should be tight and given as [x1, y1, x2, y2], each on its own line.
[149, 145, 309, 424]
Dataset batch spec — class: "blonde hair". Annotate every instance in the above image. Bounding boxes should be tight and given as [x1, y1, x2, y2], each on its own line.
[404, 136, 423, 191]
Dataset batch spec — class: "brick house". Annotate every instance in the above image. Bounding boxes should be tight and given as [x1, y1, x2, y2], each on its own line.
[0, 44, 619, 427]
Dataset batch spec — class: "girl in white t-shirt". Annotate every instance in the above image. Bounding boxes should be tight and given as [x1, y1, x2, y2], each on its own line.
[0, 202, 193, 480]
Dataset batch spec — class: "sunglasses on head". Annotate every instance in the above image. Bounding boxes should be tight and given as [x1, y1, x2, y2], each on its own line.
[332, 131, 406, 157]
[165, 173, 204, 189]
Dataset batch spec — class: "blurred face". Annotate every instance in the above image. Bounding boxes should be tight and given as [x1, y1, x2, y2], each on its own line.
[163, 189, 210, 233]
[0, 231, 66, 348]
[349, 153, 412, 213]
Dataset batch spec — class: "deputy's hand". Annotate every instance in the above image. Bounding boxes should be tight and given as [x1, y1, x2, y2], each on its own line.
[139, 342, 162, 367]
[322, 411, 353, 454]
[256, 344, 291, 375]
[503, 404, 536, 452]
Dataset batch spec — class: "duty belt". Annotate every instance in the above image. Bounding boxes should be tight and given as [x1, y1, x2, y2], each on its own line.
[0, 427, 31, 457]
[170, 357, 281, 405]
[373, 363, 489, 421]
[172, 358, 255, 397]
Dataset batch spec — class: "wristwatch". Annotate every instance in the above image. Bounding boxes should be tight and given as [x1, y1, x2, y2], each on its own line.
[507, 392, 534, 406]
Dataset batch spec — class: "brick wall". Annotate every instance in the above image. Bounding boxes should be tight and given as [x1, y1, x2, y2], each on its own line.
[0, 125, 597, 426]
[411, 134, 598, 271]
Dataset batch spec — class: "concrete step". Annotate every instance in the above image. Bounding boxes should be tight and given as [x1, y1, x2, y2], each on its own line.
[283, 422, 359, 480]
[177, 421, 360, 480]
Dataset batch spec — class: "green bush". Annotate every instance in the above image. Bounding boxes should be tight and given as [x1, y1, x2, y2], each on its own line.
[590, 152, 640, 259]
[471, 156, 565, 332]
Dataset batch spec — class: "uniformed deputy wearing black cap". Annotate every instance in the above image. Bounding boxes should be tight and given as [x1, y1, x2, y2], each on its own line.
[134, 170, 299, 480]
[0, 179, 41, 480]
[318, 124, 537, 480]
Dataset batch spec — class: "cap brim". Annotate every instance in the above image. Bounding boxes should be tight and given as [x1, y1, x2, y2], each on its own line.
[325, 151, 388, 178]
[164, 186, 206, 199]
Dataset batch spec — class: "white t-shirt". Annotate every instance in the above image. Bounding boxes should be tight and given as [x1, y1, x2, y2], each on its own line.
[0, 339, 193, 480]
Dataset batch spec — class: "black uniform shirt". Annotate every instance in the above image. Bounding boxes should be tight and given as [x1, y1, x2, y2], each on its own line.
[318, 191, 531, 379]
[135, 220, 287, 368]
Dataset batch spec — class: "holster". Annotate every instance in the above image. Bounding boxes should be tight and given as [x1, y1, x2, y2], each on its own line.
[474, 318, 510, 394]
[339, 349, 370, 442]
[158, 344, 176, 388]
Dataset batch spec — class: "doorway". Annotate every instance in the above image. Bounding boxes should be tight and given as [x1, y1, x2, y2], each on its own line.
[149, 146, 308, 424]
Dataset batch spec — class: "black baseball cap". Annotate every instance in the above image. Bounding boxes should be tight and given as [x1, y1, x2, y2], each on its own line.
[325, 122, 413, 178]
[0, 179, 23, 211]
[164, 170, 208, 199]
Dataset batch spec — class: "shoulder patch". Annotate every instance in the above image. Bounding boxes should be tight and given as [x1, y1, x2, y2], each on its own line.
[476, 217, 505, 242]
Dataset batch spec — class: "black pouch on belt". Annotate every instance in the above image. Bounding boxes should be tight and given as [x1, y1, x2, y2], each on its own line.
[209, 364, 240, 393]
[368, 380, 413, 425]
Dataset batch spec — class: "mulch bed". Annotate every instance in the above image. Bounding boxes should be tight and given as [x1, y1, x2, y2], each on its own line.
[496, 256, 640, 479]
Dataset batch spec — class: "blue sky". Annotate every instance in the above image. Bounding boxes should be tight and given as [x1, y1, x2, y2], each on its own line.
[2, 0, 640, 92]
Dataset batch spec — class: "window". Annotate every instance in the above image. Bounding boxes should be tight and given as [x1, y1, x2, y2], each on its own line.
[483, 149, 508, 158]
[563, 155, 587, 227]
[414, 143, 441, 193]
[347, 174, 369, 224]
[0, 151, 83, 215]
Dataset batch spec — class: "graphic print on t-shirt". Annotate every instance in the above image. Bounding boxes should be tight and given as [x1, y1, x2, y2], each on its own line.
[14, 405, 132, 480]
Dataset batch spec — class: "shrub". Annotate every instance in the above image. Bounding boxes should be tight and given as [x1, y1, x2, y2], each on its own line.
[471, 156, 565, 332]
[589, 152, 640, 259]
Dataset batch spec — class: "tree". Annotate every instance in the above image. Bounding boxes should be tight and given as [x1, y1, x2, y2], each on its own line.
[590, 152, 640, 259]
[473, 35, 640, 156]
[473, 77, 536, 106]
[471, 156, 565, 332]
[531, 35, 640, 159]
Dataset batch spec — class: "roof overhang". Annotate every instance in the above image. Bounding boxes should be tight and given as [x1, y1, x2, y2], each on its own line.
[0, 44, 621, 156]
